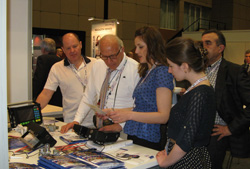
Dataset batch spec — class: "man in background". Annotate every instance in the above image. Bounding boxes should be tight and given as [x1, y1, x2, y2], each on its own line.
[202, 29, 250, 169]
[33, 38, 62, 107]
[243, 49, 250, 75]
[56, 48, 64, 59]
[36, 33, 96, 123]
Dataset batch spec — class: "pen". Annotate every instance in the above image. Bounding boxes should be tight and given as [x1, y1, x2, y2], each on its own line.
[120, 148, 128, 151]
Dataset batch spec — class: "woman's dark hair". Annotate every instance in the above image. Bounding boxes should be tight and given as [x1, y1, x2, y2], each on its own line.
[165, 37, 208, 73]
[135, 26, 167, 77]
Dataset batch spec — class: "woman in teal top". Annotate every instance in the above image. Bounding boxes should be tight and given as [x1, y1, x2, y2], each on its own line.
[103, 26, 173, 150]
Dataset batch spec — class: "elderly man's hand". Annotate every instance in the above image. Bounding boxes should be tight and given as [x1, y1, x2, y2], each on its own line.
[60, 121, 79, 134]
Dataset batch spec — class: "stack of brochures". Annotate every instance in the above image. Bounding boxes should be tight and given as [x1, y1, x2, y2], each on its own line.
[38, 155, 95, 169]
[38, 148, 125, 169]
[9, 162, 40, 169]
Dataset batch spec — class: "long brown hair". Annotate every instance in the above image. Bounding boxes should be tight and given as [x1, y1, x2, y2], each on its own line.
[165, 37, 208, 73]
[135, 26, 168, 77]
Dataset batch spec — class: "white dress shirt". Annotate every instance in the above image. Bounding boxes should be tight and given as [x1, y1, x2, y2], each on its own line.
[44, 57, 96, 123]
[74, 53, 140, 127]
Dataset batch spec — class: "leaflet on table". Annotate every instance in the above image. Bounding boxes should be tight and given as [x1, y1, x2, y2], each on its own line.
[55, 142, 89, 155]
[12, 144, 43, 155]
[109, 148, 155, 165]
[8, 135, 27, 150]
[8, 135, 42, 155]
[59, 132, 88, 144]
[9, 162, 40, 169]
[83, 102, 106, 115]
[68, 149, 124, 168]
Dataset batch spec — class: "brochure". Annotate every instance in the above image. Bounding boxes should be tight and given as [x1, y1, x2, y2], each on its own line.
[59, 133, 88, 145]
[9, 162, 40, 169]
[68, 148, 124, 168]
[38, 155, 95, 169]
[13, 144, 43, 155]
[83, 102, 106, 115]
[8, 135, 26, 150]
[109, 147, 154, 165]
[55, 142, 88, 155]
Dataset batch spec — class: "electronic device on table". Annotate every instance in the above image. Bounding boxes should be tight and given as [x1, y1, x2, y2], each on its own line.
[73, 124, 120, 145]
[8, 100, 43, 128]
[20, 122, 57, 150]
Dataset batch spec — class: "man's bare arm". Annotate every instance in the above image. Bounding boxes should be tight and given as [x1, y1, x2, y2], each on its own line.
[36, 88, 55, 109]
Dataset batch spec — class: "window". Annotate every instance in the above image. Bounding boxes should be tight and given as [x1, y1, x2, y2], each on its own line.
[160, 0, 176, 29]
[184, 2, 211, 31]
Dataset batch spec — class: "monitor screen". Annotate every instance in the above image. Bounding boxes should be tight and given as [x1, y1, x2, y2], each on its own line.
[8, 101, 42, 128]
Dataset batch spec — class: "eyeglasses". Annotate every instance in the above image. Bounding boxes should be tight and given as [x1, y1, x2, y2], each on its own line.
[100, 48, 121, 60]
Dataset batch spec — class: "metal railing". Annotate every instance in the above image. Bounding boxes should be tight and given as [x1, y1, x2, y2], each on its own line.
[184, 18, 226, 32]
[167, 18, 226, 42]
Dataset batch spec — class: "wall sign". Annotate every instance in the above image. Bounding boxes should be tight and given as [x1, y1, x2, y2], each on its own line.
[91, 19, 117, 58]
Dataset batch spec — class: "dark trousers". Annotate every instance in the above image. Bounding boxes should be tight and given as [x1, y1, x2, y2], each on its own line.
[207, 135, 230, 169]
[127, 135, 162, 151]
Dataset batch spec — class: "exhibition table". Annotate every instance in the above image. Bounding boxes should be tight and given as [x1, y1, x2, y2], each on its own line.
[41, 104, 63, 118]
[8, 119, 159, 169]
